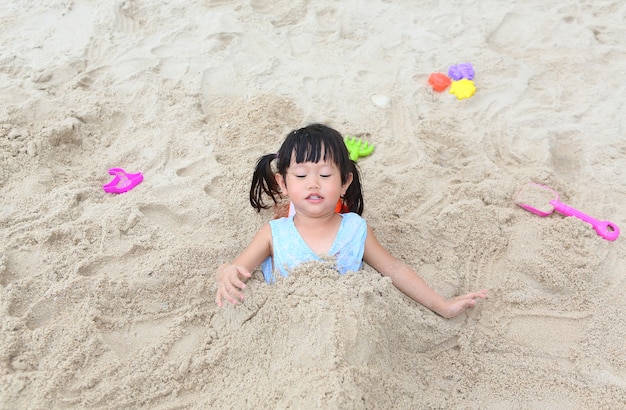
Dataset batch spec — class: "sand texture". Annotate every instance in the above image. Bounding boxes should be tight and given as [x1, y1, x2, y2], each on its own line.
[1, 1, 625, 408]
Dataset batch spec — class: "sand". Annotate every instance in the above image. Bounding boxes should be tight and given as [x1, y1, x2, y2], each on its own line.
[1, 1, 625, 408]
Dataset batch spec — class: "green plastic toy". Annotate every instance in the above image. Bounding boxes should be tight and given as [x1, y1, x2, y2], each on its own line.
[344, 136, 375, 161]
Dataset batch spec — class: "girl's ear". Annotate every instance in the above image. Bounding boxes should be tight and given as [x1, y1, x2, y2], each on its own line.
[341, 172, 353, 195]
[275, 172, 287, 194]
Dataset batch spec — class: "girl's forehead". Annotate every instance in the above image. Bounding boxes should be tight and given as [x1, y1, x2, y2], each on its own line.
[289, 159, 337, 168]
[287, 141, 340, 161]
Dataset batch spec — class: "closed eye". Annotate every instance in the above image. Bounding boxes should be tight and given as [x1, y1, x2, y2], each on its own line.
[320, 174, 331, 178]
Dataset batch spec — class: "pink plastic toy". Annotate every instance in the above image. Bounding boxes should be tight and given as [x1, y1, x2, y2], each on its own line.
[103, 168, 143, 194]
[515, 182, 619, 241]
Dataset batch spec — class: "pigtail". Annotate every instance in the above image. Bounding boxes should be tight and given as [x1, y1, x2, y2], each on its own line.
[250, 154, 281, 212]
[343, 161, 364, 215]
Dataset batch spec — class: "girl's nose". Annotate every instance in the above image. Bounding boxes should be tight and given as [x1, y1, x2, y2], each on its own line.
[308, 176, 320, 189]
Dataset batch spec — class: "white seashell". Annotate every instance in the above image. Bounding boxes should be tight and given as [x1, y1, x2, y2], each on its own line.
[370, 94, 390, 109]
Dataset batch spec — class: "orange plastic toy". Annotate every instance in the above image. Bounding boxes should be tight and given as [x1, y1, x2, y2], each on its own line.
[428, 72, 452, 92]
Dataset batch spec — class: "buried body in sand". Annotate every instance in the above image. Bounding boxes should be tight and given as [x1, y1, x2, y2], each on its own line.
[215, 123, 487, 318]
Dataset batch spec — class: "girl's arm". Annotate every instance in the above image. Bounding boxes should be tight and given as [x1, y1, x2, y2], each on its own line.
[215, 223, 272, 307]
[363, 226, 487, 318]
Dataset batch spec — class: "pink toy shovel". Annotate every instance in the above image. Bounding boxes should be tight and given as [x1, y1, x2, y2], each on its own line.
[102, 168, 143, 194]
[515, 182, 619, 241]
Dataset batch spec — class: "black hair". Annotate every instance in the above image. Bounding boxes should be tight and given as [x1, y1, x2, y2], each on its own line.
[250, 123, 364, 215]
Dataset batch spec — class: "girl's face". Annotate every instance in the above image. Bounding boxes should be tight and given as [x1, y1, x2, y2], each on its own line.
[276, 157, 352, 218]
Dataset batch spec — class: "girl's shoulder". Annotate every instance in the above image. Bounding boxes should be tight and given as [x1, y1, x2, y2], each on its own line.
[341, 212, 366, 222]
[268, 215, 293, 227]
[340, 212, 367, 232]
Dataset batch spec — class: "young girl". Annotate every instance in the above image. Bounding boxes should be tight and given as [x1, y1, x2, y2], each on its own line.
[215, 124, 487, 318]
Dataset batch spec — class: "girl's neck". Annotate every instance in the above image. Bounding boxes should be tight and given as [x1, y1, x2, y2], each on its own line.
[292, 212, 343, 255]
[292, 210, 340, 227]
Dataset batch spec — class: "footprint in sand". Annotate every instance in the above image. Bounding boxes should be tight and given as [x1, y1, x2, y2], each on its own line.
[3, 251, 46, 314]
[76, 252, 143, 278]
[175, 159, 206, 178]
[507, 312, 590, 357]
[314, 6, 339, 29]
[79, 34, 113, 88]
[203, 175, 222, 197]
[100, 320, 171, 360]
[487, 12, 538, 50]
[24, 298, 63, 330]
[114, 1, 140, 34]
[174, 157, 223, 199]
[287, 26, 314, 56]
[139, 204, 196, 233]
[76, 69, 100, 89]
[151, 34, 195, 80]
[203, 0, 236, 8]
[250, 0, 308, 27]
[549, 131, 583, 179]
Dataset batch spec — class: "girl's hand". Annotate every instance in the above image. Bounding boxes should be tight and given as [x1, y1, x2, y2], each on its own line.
[440, 289, 488, 318]
[215, 263, 252, 307]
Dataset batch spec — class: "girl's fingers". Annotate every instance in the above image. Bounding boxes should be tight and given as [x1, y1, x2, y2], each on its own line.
[233, 265, 252, 280]
[462, 290, 488, 300]
[225, 283, 243, 303]
[232, 278, 247, 291]
[216, 281, 246, 307]
[215, 265, 251, 307]
[443, 290, 488, 318]
[218, 289, 238, 306]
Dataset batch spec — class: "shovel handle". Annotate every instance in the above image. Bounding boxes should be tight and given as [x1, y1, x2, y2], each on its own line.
[550, 200, 620, 241]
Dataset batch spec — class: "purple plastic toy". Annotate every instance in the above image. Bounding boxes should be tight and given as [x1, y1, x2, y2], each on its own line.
[448, 63, 475, 81]
[103, 168, 143, 194]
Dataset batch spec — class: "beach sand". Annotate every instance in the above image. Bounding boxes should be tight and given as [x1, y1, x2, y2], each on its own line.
[1, 1, 625, 408]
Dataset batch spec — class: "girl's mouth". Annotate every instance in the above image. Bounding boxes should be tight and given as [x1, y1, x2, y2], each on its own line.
[307, 194, 323, 200]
